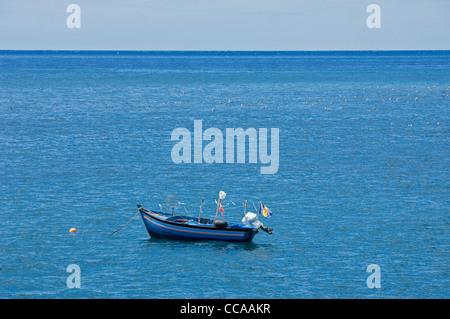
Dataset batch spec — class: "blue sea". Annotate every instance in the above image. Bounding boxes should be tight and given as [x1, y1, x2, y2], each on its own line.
[0, 51, 448, 298]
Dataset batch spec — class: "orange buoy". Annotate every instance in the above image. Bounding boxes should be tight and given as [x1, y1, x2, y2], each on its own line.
[69, 228, 77, 233]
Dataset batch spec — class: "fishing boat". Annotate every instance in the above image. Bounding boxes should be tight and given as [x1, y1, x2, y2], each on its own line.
[137, 191, 273, 242]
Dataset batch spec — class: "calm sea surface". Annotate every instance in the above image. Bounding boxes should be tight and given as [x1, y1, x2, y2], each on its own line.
[0, 51, 448, 298]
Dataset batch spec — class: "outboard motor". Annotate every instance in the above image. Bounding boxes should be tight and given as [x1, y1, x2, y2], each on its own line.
[242, 212, 273, 234]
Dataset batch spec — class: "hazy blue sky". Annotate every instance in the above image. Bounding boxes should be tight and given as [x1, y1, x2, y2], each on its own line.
[0, 0, 449, 50]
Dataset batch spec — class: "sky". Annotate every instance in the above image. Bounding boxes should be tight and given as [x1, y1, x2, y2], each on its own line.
[0, 0, 449, 50]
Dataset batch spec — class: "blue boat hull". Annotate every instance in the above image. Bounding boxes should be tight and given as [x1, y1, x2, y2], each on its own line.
[139, 209, 257, 242]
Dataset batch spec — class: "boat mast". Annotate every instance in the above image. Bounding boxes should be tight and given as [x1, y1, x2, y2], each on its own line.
[213, 191, 226, 222]
[198, 198, 204, 223]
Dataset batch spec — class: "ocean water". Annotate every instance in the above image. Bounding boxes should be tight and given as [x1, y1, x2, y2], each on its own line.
[0, 51, 448, 298]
